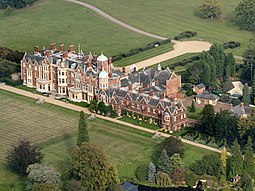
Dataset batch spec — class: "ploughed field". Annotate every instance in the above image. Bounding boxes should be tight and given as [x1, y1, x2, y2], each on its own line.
[80, 0, 252, 56]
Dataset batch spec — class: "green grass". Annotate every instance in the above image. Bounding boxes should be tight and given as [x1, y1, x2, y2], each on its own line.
[113, 43, 173, 67]
[0, 89, 217, 189]
[0, 0, 153, 56]
[80, 0, 253, 56]
[187, 107, 203, 120]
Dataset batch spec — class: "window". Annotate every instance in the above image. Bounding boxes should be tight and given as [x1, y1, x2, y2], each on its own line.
[63, 87, 66, 93]
[148, 108, 151, 112]
[181, 115, 183, 119]
[62, 72, 65, 75]
[62, 79, 65, 83]
[58, 78, 61, 83]
[184, 114, 186, 118]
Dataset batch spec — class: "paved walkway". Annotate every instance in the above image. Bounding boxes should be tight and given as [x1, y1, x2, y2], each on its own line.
[65, 0, 167, 41]
[0, 84, 228, 155]
[118, 41, 212, 73]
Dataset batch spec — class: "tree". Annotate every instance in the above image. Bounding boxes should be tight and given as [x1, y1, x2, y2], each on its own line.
[202, 64, 211, 85]
[71, 143, 119, 190]
[185, 172, 197, 187]
[27, 163, 60, 190]
[160, 137, 184, 158]
[243, 37, 255, 81]
[147, 162, 156, 183]
[190, 100, 196, 113]
[225, 53, 236, 76]
[197, 0, 222, 19]
[170, 153, 184, 171]
[243, 83, 250, 106]
[136, 164, 148, 182]
[0, 0, 38, 9]
[64, 180, 85, 191]
[235, 0, 255, 31]
[171, 168, 186, 184]
[6, 139, 43, 175]
[210, 63, 217, 84]
[241, 172, 254, 191]
[243, 137, 255, 177]
[89, 99, 98, 113]
[155, 172, 172, 187]
[77, 111, 89, 146]
[4, 6, 13, 16]
[253, 72, 255, 96]
[98, 101, 107, 115]
[220, 144, 228, 172]
[157, 149, 172, 174]
[32, 183, 60, 191]
[227, 139, 244, 178]
[200, 104, 215, 135]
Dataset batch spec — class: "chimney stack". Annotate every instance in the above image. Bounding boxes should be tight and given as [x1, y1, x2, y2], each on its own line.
[87, 60, 92, 68]
[128, 84, 132, 91]
[93, 54, 97, 62]
[139, 87, 143, 93]
[63, 52, 68, 59]
[84, 55, 87, 62]
[60, 44, 64, 52]
[149, 90, 153, 97]
[109, 72, 113, 78]
[34, 46, 39, 54]
[51, 43, 57, 51]
[160, 93, 164, 100]
[45, 50, 51, 57]
[122, 67, 126, 73]
[69, 45, 75, 53]
[41, 49, 45, 56]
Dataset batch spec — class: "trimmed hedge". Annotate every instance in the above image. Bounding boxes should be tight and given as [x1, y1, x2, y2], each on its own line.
[112, 39, 171, 62]
[174, 31, 197, 40]
[223, 41, 241, 49]
[162, 55, 200, 70]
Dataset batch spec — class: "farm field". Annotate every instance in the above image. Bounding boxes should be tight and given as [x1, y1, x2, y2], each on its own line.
[0, 0, 153, 56]
[0, 89, 217, 190]
[80, 0, 253, 56]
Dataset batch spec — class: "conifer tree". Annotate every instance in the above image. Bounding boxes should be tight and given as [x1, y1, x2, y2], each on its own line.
[147, 162, 156, 183]
[229, 139, 243, 177]
[202, 64, 211, 85]
[157, 149, 172, 174]
[77, 111, 89, 146]
[190, 100, 196, 113]
[210, 63, 217, 84]
[252, 73, 255, 96]
[220, 142, 227, 173]
[243, 137, 255, 177]
[243, 83, 250, 106]
[170, 154, 184, 171]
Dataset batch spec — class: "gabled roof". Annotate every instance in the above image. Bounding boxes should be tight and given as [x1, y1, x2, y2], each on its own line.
[196, 91, 219, 100]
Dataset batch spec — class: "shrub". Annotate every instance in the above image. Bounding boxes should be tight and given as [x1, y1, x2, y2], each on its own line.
[6, 139, 44, 175]
[155, 172, 172, 187]
[136, 164, 148, 182]
[185, 171, 197, 187]
[64, 180, 85, 191]
[4, 78, 23, 87]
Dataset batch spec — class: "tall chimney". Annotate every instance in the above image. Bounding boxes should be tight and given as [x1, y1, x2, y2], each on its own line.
[93, 54, 97, 62]
[63, 52, 68, 59]
[160, 93, 164, 100]
[60, 44, 64, 52]
[45, 50, 51, 57]
[84, 55, 87, 62]
[34, 46, 39, 54]
[122, 67, 126, 73]
[109, 72, 113, 78]
[139, 87, 143, 93]
[128, 84, 132, 91]
[69, 45, 75, 53]
[51, 43, 56, 51]
[41, 49, 45, 56]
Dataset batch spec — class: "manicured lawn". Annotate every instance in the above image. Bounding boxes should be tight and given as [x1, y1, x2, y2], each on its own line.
[80, 0, 253, 56]
[0, 0, 153, 56]
[118, 116, 159, 130]
[0, 89, 217, 190]
[187, 107, 203, 120]
[113, 43, 173, 67]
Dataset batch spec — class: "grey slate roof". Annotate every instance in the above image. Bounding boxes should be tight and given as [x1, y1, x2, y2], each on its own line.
[196, 83, 205, 89]
[231, 104, 251, 117]
[196, 91, 219, 100]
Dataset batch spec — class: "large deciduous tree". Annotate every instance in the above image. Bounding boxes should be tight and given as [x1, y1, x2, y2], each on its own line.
[200, 104, 215, 135]
[77, 111, 89, 146]
[160, 137, 184, 158]
[6, 139, 43, 175]
[71, 143, 119, 190]
[197, 0, 222, 19]
[235, 0, 255, 31]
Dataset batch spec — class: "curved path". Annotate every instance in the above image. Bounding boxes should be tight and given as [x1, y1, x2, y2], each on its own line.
[119, 41, 212, 73]
[0, 84, 229, 155]
[65, 0, 167, 40]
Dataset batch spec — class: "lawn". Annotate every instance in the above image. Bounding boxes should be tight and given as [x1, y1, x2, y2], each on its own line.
[80, 0, 253, 56]
[113, 43, 173, 67]
[187, 107, 203, 120]
[0, 0, 153, 56]
[0, 89, 216, 190]
[118, 116, 159, 130]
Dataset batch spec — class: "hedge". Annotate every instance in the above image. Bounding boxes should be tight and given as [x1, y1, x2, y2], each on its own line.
[112, 39, 171, 62]
[223, 41, 241, 50]
[174, 31, 197, 40]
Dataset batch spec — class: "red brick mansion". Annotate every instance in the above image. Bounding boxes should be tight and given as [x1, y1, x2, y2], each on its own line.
[21, 43, 187, 131]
